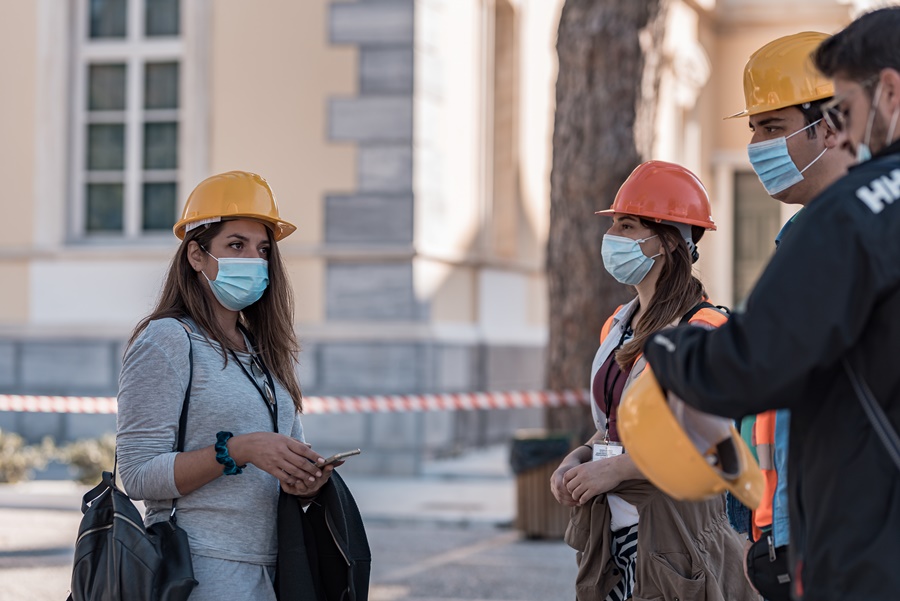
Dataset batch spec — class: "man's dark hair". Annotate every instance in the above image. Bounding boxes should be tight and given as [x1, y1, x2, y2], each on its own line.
[814, 6, 900, 81]
[798, 99, 829, 139]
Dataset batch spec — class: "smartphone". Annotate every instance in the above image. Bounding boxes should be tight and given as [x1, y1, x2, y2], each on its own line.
[319, 448, 361, 466]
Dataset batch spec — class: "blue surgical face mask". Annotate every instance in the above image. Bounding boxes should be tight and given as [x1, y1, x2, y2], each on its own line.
[601, 234, 660, 286]
[856, 142, 873, 163]
[202, 250, 269, 311]
[747, 119, 827, 195]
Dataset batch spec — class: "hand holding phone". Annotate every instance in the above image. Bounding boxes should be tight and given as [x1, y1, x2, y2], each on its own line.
[318, 448, 361, 466]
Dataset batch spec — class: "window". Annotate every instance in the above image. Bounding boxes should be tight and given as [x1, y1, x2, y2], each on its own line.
[73, 0, 182, 239]
[733, 171, 781, 302]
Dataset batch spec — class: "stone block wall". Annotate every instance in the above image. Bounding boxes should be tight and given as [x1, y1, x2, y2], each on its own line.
[0, 338, 121, 444]
[0, 336, 546, 476]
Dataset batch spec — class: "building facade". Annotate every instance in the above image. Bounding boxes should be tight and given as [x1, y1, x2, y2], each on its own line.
[0, 0, 889, 472]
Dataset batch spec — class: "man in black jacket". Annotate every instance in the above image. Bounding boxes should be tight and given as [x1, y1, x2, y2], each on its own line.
[642, 7, 900, 601]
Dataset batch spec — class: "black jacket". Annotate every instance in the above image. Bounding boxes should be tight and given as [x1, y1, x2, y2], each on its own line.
[644, 140, 900, 601]
[276, 470, 371, 601]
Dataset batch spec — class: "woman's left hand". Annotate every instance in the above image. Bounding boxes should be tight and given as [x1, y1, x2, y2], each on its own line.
[281, 461, 335, 497]
[564, 454, 640, 505]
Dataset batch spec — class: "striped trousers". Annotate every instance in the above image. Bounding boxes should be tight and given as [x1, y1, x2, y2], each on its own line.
[605, 524, 638, 601]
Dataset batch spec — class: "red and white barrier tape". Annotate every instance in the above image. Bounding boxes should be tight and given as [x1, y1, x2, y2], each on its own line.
[0, 390, 590, 415]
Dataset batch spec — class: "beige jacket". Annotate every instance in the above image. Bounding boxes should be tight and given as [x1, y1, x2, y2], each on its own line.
[565, 480, 758, 601]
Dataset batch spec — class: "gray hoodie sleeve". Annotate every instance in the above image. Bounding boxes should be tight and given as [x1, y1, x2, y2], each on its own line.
[116, 319, 192, 501]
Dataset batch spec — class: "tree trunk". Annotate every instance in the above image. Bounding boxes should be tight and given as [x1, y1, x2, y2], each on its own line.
[545, 0, 667, 442]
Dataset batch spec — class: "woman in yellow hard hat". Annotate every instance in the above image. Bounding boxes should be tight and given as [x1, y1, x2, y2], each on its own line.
[550, 161, 757, 601]
[115, 171, 336, 600]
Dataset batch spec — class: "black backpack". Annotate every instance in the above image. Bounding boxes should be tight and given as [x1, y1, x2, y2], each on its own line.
[67, 324, 197, 601]
[67, 471, 197, 601]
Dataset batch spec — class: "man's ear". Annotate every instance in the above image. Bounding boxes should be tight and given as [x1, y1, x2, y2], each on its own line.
[821, 119, 841, 149]
[882, 67, 900, 110]
[186, 240, 205, 272]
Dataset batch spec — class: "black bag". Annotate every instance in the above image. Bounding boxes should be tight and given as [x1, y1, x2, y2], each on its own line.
[275, 472, 372, 601]
[745, 534, 791, 601]
[67, 472, 197, 601]
[68, 324, 198, 601]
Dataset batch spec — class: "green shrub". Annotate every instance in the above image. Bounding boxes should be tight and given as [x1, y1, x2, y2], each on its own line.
[0, 429, 53, 483]
[58, 434, 116, 485]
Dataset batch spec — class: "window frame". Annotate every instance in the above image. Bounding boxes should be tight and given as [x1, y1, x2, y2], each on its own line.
[70, 0, 185, 241]
[731, 169, 784, 304]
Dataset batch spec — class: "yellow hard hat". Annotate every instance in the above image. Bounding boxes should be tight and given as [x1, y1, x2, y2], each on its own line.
[618, 367, 764, 509]
[173, 171, 297, 240]
[726, 32, 834, 119]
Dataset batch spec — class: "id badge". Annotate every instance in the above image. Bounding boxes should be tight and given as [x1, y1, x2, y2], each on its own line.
[593, 442, 624, 461]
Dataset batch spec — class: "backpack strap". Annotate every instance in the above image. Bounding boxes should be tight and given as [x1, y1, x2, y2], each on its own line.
[82, 473, 114, 513]
[114, 321, 194, 486]
[175, 321, 194, 454]
[169, 321, 194, 520]
[843, 357, 900, 472]
[679, 301, 730, 325]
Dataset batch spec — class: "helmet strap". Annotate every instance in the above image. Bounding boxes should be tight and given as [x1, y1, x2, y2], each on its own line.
[661, 220, 699, 262]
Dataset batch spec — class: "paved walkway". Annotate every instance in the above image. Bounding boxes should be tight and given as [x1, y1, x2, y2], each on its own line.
[344, 444, 516, 527]
[0, 445, 547, 600]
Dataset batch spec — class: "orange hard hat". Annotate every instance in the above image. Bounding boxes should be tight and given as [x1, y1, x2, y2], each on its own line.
[596, 160, 716, 230]
[726, 32, 834, 119]
[173, 171, 296, 241]
[618, 367, 764, 509]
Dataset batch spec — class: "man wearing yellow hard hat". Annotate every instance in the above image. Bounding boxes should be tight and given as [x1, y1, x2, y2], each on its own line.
[634, 7, 900, 601]
[725, 31, 854, 601]
[729, 32, 852, 208]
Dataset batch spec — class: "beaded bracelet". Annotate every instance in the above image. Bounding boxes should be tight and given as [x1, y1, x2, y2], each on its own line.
[215, 431, 246, 476]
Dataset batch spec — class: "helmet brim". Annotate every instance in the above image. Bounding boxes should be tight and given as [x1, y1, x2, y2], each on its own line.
[174, 215, 297, 241]
[595, 208, 717, 231]
[724, 89, 835, 121]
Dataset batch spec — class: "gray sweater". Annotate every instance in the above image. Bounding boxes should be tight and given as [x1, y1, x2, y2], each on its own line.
[116, 318, 304, 565]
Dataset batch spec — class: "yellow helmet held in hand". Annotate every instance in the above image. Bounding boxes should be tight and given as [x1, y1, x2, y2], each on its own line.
[173, 171, 297, 240]
[617, 367, 764, 509]
[726, 31, 833, 119]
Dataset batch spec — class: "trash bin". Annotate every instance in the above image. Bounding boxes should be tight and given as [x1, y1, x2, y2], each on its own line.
[509, 429, 572, 539]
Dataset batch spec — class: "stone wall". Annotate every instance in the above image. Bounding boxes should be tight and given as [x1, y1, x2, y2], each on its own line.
[0, 336, 546, 475]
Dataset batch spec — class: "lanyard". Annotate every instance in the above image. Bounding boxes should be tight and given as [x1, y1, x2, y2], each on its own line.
[229, 327, 278, 433]
[602, 321, 633, 440]
[603, 357, 623, 427]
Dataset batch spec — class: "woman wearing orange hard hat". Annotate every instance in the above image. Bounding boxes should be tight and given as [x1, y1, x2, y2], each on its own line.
[113, 172, 366, 600]
[550, 161, 759, 601]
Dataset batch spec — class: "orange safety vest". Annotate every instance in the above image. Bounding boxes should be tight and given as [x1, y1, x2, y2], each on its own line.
[751, 410, 778, 541]
[600, 303, 728, 344]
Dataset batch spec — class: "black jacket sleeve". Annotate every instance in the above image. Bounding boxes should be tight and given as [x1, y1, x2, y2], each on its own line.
[644, 167, 896, 418]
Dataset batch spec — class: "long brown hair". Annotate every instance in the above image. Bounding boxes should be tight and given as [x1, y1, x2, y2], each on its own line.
[128, 221, 303, 412]
[615, 220, 707, 369]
